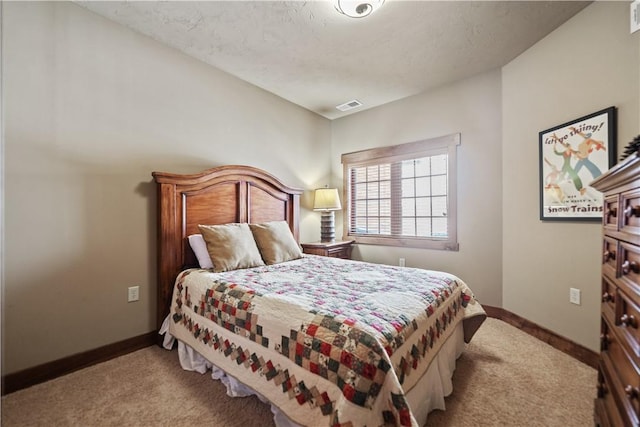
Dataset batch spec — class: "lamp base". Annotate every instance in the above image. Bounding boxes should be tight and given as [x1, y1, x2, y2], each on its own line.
[320, 210, 336, 242]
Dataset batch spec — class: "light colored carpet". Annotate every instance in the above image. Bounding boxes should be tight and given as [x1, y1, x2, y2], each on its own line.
[424, 318, 595, 427]
[1, 318, 596, 426]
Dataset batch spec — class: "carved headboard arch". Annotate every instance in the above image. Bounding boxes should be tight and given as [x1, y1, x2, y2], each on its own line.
[152, 165, 303, 334]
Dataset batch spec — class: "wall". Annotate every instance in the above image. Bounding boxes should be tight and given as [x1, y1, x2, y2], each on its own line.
[5, 0, 638, 376]
[3, 2, 331, 374]
[331, 70, 503, 307]
[502, 1, 640, 352]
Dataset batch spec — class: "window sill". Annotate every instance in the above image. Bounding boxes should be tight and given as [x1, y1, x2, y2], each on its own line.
[347, 235, 459, 251]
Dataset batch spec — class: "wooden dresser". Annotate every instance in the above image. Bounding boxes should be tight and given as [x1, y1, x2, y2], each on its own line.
[591, 151, 640, 427]
[301, 240, 354, 259]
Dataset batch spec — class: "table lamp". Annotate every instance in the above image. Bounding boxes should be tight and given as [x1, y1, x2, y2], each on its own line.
[313, 187, 342, 242]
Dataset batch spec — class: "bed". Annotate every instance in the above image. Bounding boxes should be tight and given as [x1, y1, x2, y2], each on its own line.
[152, 165, 486, 427]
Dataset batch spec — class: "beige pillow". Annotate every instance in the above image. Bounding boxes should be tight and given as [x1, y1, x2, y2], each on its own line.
[198, 223, 265, 272]
[249, 221, 303, 265]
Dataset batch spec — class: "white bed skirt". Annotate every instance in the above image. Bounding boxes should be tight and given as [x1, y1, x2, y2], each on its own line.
[160, 316, 465, 426]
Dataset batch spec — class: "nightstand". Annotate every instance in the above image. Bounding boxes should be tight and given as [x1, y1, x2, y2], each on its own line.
[301, 240, 355, 260]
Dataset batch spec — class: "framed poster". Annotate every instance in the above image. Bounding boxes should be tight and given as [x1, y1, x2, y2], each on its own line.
[539, 106, 616, 221]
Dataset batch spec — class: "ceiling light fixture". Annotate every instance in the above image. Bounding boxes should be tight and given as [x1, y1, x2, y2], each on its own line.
[335, 0, 385, 18]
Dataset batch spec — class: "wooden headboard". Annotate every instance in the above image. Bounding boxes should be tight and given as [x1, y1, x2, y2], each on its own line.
[152, 165, 303, 335]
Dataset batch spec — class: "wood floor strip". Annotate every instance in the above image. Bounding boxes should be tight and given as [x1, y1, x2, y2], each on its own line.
[1, 305, 598, 395]
[1, 331, 157, 395]
[483, 305, 599, 369]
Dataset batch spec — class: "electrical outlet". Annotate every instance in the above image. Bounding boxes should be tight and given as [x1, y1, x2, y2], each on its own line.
[399, 258, 406, 267]
[569, 287, 581, 305]
[632, 0, 640, 34]
[128, 286, 140, 302]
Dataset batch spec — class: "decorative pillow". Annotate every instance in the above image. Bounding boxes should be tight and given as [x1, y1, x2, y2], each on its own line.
[198, 223, 265, 272]
[249, 221, 303, 265]
[187, 234, 214, 269]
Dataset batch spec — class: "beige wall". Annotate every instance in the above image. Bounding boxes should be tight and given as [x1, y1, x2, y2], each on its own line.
[502, 1, 640, 351]
[3, 0, 639, 375]
[331, 70, 504, 307]
[3, 2, 331, 374]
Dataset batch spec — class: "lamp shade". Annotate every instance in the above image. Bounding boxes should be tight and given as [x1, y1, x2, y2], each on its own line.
[313, 188, 342, 211]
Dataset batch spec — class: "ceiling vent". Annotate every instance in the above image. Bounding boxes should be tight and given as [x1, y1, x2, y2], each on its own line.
[336, 99, 363, 112]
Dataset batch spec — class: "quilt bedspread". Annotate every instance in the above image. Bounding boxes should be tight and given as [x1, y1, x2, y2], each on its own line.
[168, 255, 483, 427]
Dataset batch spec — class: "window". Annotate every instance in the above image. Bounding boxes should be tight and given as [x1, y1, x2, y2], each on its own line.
[341, 133, 460, 251]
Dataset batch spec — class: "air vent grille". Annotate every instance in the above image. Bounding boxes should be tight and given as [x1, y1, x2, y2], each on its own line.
[336, 99, 363, 112]
[632, 0, 640, 34]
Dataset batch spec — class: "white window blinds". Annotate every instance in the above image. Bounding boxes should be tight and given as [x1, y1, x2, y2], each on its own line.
[342, 134, 460, 251]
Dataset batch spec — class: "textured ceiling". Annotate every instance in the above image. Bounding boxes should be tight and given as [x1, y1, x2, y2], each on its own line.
[77, 1, 590, 120]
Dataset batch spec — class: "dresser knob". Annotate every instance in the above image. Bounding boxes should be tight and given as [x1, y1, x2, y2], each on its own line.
[624, 205, 640, 218]
[622, 260, 640, 275]
[597, 381, 607, 397]
[624, 385, 639, 400]
[620, 314, 638, 328]
[600, 333, 611, 349]
[603, 250, 616, 263]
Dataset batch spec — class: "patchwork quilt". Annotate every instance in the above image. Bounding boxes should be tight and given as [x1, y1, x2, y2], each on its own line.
[167, 255, 484, 427]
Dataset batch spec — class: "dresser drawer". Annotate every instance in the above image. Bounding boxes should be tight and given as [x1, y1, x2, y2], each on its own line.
[326, 246, 351, 259]
[603, 318, 640, 426]
[604, 195, 620, 232]
[615, 288, 640, 361]
[603, 237, 619, 280]
[621, 190, 640, 242]
[596, 362, 627, 427]
[598, 345, 640, 427]
[602, 348, 640, 426]
[602, 276, 617, 324]
[619, 242, 640, 302]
